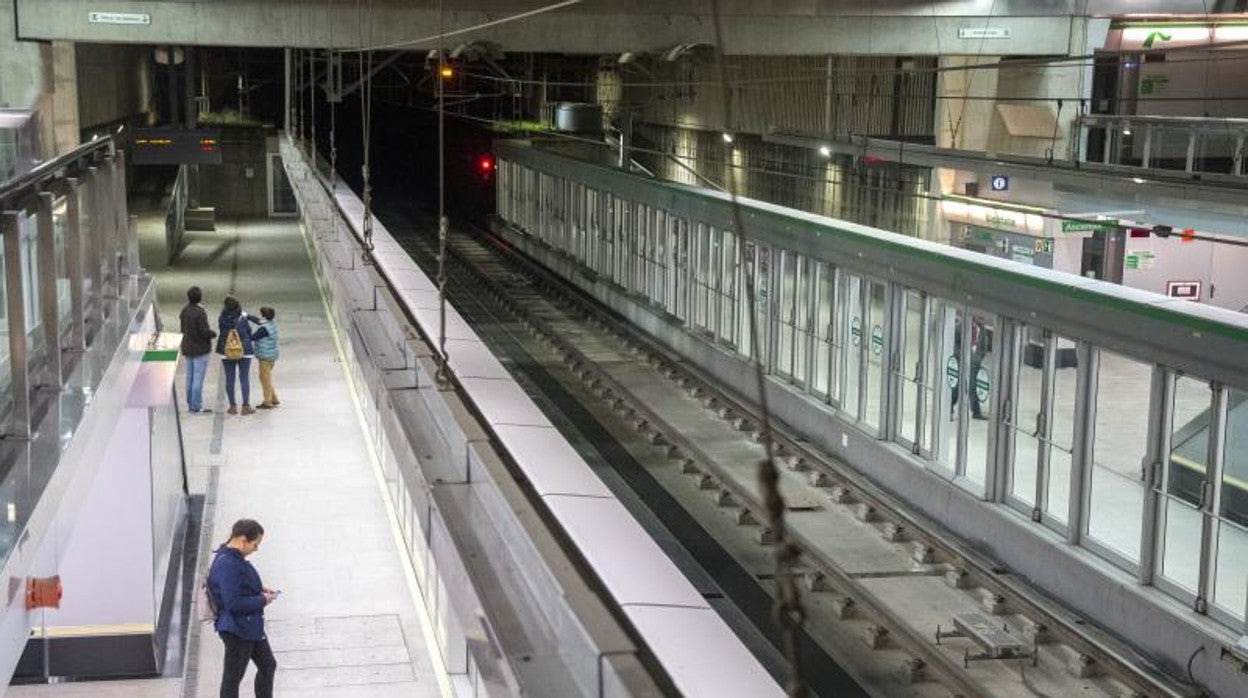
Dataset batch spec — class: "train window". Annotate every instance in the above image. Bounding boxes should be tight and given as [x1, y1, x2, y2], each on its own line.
[1157, 374, 1212, 596]
[1086, 350, 1152, 565]
[1213, 388, 1248, 621]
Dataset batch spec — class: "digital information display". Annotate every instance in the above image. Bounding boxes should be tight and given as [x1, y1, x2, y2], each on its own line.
[132, 129, 222, 165]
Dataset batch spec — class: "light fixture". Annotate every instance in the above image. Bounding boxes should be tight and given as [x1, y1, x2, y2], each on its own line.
[722, 132, 734, 144]
[1132, 177, 1147, 184]
[1122, 128, 1132, 136]
[818, 145, 831, 157]
[440, 65, 454, 79]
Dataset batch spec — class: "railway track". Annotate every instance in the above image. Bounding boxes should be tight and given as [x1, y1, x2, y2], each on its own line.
[381, 200, 1195, 698]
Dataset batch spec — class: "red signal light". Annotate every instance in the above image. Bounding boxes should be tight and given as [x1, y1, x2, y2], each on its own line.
[478, 156, 494, 172]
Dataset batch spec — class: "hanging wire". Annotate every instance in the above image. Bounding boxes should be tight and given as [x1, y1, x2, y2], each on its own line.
[328, 0, 338, 191]
[708, 1, 808, 695]
[435, 0, 451, 385]
[347, 0, 582, 53]
[358, 0, 375, 251]
[309, 40, 318, 171]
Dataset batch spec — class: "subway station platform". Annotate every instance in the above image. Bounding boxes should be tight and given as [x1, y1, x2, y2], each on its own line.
[10, 208, 452, 696]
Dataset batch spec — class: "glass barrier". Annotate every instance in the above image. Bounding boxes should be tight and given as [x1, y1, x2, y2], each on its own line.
[496, 154, 1248, 631]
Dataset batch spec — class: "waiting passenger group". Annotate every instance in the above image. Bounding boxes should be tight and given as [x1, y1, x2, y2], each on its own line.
[179, 286, 281, 414]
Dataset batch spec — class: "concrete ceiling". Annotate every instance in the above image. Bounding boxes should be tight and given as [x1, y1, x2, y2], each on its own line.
[13, 0, 1184, 55]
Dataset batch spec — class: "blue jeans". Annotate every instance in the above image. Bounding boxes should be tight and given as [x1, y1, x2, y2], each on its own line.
[222, 358, 252, 407]
[185, 354, 209, 411]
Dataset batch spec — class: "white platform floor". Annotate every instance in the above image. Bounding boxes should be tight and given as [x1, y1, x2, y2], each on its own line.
[9, 212, 450, 697]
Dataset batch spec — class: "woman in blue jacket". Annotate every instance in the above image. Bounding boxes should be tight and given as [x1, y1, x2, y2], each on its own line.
[215, 296, 256, 415]
[208, 519, 278, 698]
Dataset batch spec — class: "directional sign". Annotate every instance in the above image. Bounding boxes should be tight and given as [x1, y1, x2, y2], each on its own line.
[990, 175, 1009, 192]
[133, 129, 222, 165]
[871, 325, 884, 356]
[88, 11, 151, 25]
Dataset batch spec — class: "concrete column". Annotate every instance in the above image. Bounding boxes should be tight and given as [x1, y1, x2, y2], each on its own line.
[0, 0, 56, 168]
[935, 55, 1001, 152]
[184, 46, 197, 129]
[51, 41, 80, 155]
[284, 48, 292, 134]
[166, 45, 179, 126]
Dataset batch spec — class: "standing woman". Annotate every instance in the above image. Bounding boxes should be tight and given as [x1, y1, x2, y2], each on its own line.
[216, 296, 256, 415]
[208, 519, 278, 698]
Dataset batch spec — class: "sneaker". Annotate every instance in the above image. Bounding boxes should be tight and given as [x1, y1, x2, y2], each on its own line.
[241, 405, 256, 415]
[197, 408, 213, 414]
[257, 402, 273, 409]
[272, 399, 281, 406]
[972, 413, 988, 421]
[227, 405, 238, 415]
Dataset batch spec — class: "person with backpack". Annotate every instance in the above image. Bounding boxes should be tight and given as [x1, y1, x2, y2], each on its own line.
[179, 286, 217, 414]
[206, 519, 279, 698]
[216, 296, 256, 415]
[248, 307, 281, 409]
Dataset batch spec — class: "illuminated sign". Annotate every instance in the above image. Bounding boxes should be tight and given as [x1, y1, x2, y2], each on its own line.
[1166, 280, 1201, 301]
[942, 198, 1045, 236]
[1061, 219, 1117, 233]
[88, 12, 151, 25]
[1116, 24, 1248, 50]
[133, 129, 222, 165]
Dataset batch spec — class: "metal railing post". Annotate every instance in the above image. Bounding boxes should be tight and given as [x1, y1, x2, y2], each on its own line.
[65, 178, 86, 351]
[2, 211, 31, 439]
[85, 167, 104, 326]
[36, 192, 63, 388]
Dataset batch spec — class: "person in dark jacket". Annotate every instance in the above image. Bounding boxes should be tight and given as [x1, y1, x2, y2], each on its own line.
[179, 286, 217, 414]
[208, 519, 278, 698]
[215, 296, 257, 415]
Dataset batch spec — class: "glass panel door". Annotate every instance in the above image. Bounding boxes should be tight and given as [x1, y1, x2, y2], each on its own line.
[841, 273, 864, 421]
[896, 289, 927, 453]
[1156, 374, 1213, 596]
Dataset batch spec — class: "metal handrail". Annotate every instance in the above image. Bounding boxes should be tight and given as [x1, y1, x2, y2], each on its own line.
[0, 137, 115, 205]
[1077, 113, 1248, 130]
